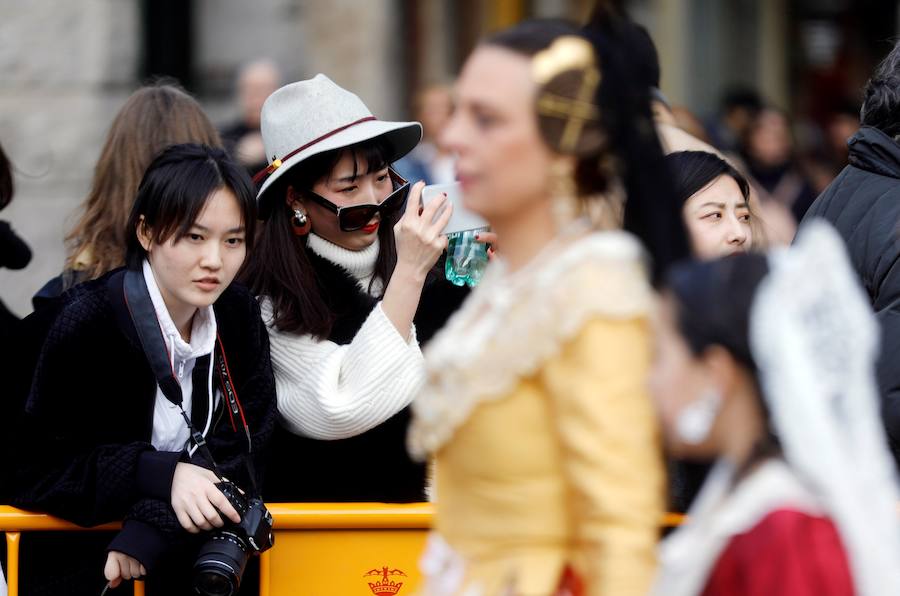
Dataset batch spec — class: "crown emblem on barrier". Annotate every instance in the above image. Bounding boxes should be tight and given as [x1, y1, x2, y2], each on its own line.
[363, 566, 407, 595]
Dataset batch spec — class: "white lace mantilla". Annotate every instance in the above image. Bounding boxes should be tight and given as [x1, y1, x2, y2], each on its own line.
[748, 221, 900, 596]
[408, 229, 653, 458]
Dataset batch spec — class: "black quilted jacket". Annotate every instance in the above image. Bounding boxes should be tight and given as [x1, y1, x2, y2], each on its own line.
[802, 125, 900, 464]
[8, 269, 277, 595]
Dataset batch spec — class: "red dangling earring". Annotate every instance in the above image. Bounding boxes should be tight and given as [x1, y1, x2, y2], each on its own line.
[291, 207, 311, 236]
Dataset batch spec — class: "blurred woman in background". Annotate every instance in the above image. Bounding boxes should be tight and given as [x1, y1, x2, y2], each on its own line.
[33, 81, 221, 306]
[740, 108, 817, 225]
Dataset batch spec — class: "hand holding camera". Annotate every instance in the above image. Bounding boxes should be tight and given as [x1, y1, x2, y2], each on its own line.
[171, 462, 242, 533]
[193, 480, 275, 596]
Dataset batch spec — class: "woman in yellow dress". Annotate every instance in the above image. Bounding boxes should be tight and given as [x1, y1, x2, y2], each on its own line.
[408, 12, 689, 596]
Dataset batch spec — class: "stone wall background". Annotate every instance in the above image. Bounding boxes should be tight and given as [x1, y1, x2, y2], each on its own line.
[0, 0, 138, 316]
[0, 0, 409, 317]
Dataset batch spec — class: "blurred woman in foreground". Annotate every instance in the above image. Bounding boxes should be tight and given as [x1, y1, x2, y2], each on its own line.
[409, 10, 689, 595]
[651, 222, 900, 595]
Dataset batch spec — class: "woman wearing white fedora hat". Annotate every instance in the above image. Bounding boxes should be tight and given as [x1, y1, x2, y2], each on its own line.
[242, 74, 468, 502]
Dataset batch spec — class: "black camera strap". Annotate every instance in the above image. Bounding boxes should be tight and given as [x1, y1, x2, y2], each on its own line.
[123, 269, 256, 490]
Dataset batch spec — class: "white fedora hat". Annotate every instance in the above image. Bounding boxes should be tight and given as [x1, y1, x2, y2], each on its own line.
[254, 74, 422, 218]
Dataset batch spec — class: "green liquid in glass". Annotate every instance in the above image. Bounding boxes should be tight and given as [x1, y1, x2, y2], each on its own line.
[445, 228, 489, 287]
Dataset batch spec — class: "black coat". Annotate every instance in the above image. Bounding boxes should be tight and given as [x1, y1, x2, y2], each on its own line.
[7, 269, 277, 595]
[802, 125, 900, 464]
[0, 219, 31, 337]
[263, 254, 468, 503]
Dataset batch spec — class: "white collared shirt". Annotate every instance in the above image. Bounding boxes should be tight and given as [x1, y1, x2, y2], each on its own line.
[142, 260, 218, 452]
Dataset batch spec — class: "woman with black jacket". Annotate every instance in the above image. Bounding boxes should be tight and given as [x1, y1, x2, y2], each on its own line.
[9, 144, 276, 595]
[242, 75, 468, 503]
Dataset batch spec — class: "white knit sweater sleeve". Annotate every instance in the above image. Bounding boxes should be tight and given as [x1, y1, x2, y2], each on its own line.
[261, 299, 426, 440]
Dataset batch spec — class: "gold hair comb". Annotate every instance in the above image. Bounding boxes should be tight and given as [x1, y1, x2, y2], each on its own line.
[532, 36, 602, 154]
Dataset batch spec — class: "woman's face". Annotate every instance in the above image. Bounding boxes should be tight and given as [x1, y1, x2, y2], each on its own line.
[441, 45, 556, 223]
[683, 175, 752, 259]
[299, 152, 392, 251]
[648, 295, 723, 459]
[747, 110, 792, 167]
[141, 187, 247, 321]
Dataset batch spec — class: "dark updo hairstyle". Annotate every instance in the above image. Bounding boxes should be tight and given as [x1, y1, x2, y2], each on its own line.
[484, 6, 690, 284]
[666, 254, 767, 372]
[0, 142, 13, 210]
[666, 151, 750, 206]
[666, 254, 780, 473]
[241, 137, 398, 339]
[125, 143, 257, 271]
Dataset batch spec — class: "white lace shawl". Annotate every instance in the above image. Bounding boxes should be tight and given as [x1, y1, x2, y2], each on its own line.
[748, 221, 900, 596]
[408, 229, 653, 458]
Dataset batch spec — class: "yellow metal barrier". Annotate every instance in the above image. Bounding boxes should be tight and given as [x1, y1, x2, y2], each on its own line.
[1, 504, 686, 596]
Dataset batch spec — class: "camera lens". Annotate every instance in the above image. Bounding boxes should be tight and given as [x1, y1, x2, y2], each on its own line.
[193, 533, 249, 596]
[194, 569, 236, 596]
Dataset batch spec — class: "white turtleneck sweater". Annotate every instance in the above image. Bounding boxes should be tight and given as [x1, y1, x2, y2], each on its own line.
[260, 233, 425, 440]
[143, 259, 218, 453]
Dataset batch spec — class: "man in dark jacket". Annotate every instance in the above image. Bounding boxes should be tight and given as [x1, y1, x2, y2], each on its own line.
[802, 40, 900, 465]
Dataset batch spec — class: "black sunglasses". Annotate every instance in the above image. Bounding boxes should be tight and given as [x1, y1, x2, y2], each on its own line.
[304, 168, 410, 232]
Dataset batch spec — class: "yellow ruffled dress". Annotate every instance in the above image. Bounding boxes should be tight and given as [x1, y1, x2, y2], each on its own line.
[409, 229, 665, 596]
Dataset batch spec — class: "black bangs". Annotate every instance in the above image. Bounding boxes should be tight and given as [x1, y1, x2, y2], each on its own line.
[240, 134, 399, 338]
[341, 140, 390, 182]
[145, 160, 224, 245]
[274, 136, 393, 199]
[125, 143, 257, 270]
[666, 151, 751, 205]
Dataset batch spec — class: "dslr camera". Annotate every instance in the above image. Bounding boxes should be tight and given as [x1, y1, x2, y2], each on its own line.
[193, 481, 274, 596]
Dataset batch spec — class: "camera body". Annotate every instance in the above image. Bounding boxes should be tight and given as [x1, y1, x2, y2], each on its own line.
[193, 481, 274, 596]
[219, 481, 274, 552]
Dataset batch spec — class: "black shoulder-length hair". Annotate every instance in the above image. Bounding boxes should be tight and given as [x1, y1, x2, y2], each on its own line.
[666, 151, 750, 206]
[125, 143, 257, 270]
[240, 137, 397, 340]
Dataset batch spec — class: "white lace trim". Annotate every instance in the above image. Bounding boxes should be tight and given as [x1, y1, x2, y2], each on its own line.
[408, 230, 653, 458]
[419, 533, 484, 596]
[655, 459, 823, 596]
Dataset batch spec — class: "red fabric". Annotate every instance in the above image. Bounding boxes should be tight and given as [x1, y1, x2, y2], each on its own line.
[701, 508, 854, 596]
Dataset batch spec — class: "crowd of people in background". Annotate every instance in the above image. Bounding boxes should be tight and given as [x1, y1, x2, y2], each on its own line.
[3, 2, 900, 596]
